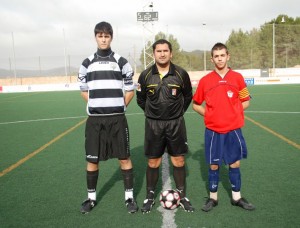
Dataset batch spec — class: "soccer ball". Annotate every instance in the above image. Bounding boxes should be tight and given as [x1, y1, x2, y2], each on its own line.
[159, 189, 180, 210]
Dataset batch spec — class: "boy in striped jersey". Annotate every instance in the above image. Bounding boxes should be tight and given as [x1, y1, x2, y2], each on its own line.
[78, 21, 138, 214]
[193, 43, 255, 212]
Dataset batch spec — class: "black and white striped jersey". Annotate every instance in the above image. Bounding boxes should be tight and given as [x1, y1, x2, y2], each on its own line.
[78, 48, 134, 116]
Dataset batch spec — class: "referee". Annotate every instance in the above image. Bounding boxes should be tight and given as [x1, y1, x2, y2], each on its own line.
[136, 39, 194, 213]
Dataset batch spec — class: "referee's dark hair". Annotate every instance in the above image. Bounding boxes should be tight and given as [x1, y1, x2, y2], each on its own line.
[152, 39, 172, 52]
[94, 21, 113, 38]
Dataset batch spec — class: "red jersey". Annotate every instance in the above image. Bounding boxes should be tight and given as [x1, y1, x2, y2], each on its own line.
[193, 69, 250, 133]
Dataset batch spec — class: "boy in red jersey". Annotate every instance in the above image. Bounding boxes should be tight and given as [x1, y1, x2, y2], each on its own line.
[193, 43, 255, 212]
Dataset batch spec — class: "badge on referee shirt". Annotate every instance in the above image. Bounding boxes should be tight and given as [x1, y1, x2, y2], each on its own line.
[172, 88, 177, 96]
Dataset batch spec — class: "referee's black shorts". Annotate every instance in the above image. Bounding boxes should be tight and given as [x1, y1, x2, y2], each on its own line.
[144, 116, 188, 158]
[85, 114, 130, 162]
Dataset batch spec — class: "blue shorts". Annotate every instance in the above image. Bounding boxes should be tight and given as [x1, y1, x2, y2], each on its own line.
[204, 128, 248, 165]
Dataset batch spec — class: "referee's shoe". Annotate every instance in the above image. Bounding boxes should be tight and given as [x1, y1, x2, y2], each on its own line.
[179, 197, 195, 212]
[141, 198, 155, 213]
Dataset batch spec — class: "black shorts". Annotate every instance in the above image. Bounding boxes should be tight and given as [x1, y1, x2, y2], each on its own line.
[85, 114, 130, 162]
[144, 116, 188, 158]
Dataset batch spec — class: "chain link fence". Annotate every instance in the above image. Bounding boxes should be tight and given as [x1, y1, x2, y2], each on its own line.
[1, 23, 300, 85]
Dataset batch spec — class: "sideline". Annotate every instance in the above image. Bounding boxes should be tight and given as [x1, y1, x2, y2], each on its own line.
[0, 116, 86, 125]
[245, 116, 300, 150]
[245, 110, 300, 114]
[0, 118, 86, 177]
[0, 110, 299, 125]
[186, 110, 300, 115]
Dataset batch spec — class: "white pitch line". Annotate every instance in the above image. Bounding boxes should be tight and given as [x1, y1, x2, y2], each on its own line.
[0, 116, 86, 125]
[185, 111, 300, 114]
[0, 113, 145, 125]
[1, 110, 299, 125]
[245, 110, 300, 114]
[158, 153, 178, 228]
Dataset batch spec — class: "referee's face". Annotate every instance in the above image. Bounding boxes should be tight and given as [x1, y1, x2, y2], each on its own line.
[95, 32, 112, 50]
[153, 43, 173, 67]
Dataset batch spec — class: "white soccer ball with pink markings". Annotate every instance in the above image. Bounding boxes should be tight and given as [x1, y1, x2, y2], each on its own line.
[159, 189, 180, 210]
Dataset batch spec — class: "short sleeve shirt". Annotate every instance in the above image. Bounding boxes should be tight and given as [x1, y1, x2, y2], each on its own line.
[193, 69, 250, 133]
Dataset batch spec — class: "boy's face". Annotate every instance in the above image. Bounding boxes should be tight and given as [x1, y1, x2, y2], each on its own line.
[95, 32, 112, 50]
[211, 48, 230, 70]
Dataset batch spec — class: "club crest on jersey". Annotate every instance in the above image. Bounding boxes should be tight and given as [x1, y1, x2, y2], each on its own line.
[110, 62, 118, 70]
[135, 83, 141, 91]
[227, 90, 233, 98]
[172, 89, 177, 96]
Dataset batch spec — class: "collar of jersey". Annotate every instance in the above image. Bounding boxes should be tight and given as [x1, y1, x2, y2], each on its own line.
[96, 48, 113, 58]
[152, 62, 176, 76]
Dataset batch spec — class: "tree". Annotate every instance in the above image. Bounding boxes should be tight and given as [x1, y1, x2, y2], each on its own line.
[138, 15, 300, 71]
[226, 14, 300, 69]
[139, 32, 191, 70]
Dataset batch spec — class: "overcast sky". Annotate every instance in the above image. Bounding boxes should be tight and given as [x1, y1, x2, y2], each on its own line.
[0, 0, 298, 69]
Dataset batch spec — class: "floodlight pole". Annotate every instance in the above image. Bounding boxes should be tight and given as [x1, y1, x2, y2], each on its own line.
[63, 28, 68, 78]
[272, 17, 285, 76]
[137, 2, 158, 69]
[272, 23, 275, 76]
[11, 32, 17, 84]
[203, 23, 207, 72]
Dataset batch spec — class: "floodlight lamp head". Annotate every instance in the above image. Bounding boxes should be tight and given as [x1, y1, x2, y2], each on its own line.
[149, 2, 153, 7]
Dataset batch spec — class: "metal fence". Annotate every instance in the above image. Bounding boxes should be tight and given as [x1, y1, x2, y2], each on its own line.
[1, 23, 300, 83]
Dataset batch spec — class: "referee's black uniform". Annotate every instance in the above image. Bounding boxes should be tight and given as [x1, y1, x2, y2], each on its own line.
[137, 62, 192, 157]
[137, 62, 192, 120]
